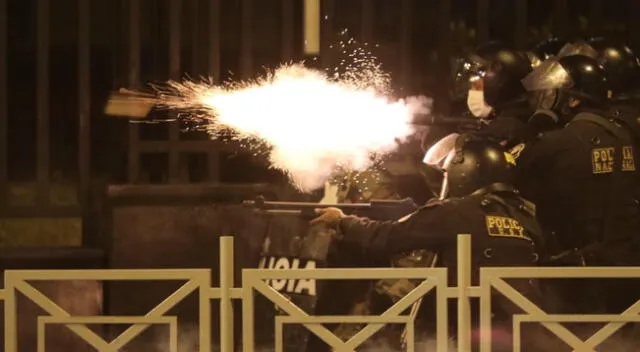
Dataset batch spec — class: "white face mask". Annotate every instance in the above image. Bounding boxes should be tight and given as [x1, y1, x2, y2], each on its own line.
[467, 90, 493, 118]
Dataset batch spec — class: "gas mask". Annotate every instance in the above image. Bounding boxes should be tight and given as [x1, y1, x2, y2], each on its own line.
[528, 88, 575, 129]
[467, 90, 493, 118]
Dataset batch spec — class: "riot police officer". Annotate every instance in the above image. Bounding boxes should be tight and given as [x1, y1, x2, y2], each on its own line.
[452, 41, 535, 148]
[588, 37, 640, 143]
[312, 134, 553, 351]
[517, 53, 640, 317]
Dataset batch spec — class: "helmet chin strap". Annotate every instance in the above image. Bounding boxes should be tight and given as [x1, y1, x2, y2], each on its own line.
[438, 174, 449, 200]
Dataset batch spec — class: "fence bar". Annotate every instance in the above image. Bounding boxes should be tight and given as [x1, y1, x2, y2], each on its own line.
[321, 0, 335, 68]
[281, 0, 294, 61]
[478, 272, 492, 351]
[78, 0, 90, 214]
[361, 0, 374, 44]
[304, 0, 321, 55]
[168, 0, 182, 183]
[400, 0, 412, 93]
[127, 0, 141, 183]
[220, 236, 235, 352]
[241, 273, 255, 352]
[207, 0, 221, 182]
[36, 0, 50, 205]
[457, 235, 472, 351]
[477, 0, 489, 44]
[0, 0, 7, 210]
[514, 0, 527, 49]
[241, 0, 253, 77]
[4, 280, 16, 352]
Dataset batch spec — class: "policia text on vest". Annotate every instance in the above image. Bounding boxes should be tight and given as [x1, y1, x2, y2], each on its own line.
[591, 146, 636, 174]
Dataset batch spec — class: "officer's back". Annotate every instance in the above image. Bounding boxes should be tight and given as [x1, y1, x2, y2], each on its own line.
[519, 118, 639, 253]
[518, 52, 640, 260]
[428, 191, 539, 285]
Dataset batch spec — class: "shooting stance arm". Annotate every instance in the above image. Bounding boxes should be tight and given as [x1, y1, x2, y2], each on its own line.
[314, 201, 452, 261]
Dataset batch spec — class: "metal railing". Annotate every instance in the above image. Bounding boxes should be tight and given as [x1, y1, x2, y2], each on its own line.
[2, 234, 640, 351]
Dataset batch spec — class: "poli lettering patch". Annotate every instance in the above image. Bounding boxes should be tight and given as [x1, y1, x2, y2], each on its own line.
[591, 147, 615, 174]
[485, 215, 531, 241]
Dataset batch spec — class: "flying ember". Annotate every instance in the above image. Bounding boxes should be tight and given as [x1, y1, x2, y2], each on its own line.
[153, 63, 430, 192]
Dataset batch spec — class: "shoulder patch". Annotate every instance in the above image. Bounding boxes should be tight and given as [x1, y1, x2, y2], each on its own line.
[485, 215, 532, 242]
[509, 143, 526, 159]
[622, 146, 636, 171]
[504, 152, 516, 165]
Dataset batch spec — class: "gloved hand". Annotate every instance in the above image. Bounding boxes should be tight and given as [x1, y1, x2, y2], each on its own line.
[309, 207, 345, 226]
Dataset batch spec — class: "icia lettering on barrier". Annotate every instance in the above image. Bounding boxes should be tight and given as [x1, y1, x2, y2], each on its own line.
[258, 256, 317, 296]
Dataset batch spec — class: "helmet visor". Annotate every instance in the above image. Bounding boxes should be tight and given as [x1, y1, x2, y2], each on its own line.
[557, 42, 598, 59]
[423, 133, 459, 169]
[521, 59, 575, 92]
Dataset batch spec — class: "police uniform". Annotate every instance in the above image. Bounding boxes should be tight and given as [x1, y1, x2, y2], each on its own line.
[611, 99, 640, 149]
[336, 184, 546, 350]
[515, 112, 640, 262]
[515, 111, 640, 321]
[338, 185, 541, 284]
[325, 161, 439, 346]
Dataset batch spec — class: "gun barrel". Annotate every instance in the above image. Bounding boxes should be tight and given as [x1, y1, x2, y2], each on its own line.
[242, 200, 371, 209]
[243, 198, 416, 210]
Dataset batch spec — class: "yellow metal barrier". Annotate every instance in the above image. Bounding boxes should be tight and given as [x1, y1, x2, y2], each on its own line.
[1, 235, 639, 351]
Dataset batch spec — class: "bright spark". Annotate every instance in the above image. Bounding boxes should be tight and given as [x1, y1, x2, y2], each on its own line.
[152, 36, 431, 192]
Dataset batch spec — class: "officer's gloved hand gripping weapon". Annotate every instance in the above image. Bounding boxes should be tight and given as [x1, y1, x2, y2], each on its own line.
[243, 196, 418, 222]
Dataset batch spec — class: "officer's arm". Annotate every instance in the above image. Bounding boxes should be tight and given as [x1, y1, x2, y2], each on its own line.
[337, 203, 451, 260]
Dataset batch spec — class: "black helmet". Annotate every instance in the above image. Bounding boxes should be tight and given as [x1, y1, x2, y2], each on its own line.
[587, 37, 640, 97]
[522, 54, 608, 113]
[423, 133, 516, 198]
[532, 37, 568, 61]
[452, 41, 532, 108]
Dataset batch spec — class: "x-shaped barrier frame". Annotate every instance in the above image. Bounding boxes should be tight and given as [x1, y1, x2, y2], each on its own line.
[2, 269, 212, 352]
[241, 267, 449, 352]
[479, 267, 640, 352]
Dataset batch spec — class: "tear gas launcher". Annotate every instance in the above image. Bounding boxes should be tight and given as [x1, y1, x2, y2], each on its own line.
[243, 196, 418, 221]
[414, 113, 488, 132]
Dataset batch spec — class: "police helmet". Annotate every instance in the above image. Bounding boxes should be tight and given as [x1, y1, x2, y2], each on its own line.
[423, 133, 516, 198]
[587, 37, 640, 97]
[532, 36, 568, 61]
[452, 41, 532, 108]
[522, 54, 608, 113]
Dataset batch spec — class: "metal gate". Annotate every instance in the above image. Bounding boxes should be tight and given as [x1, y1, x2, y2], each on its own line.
[2, 235, 640, 351]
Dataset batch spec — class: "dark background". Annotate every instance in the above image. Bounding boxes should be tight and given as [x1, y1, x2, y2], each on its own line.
[1, 0, 638, 226]
[0, 1, 638, 350]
